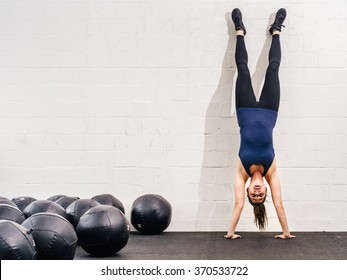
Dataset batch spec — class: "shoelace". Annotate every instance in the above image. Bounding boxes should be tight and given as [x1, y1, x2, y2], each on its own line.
[270, 18, 285, 29]
[273, 15, 286, 28]
[270, 23, 285, 29]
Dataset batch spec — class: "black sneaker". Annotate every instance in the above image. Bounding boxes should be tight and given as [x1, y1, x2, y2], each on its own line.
[231, 8, 246, 35]
[269, 8, 287, 34]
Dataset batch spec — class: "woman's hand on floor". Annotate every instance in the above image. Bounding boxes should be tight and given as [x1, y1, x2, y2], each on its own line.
[224, 233, 241, 239]
[275, 233, 296, 239]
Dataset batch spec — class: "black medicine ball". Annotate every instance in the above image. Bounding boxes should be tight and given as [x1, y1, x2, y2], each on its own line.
[131, 194, 172, 235]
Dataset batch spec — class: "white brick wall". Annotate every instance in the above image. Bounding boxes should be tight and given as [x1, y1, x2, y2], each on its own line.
[1, 0, 347, 231]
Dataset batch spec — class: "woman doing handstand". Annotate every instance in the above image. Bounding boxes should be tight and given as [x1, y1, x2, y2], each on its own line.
[225, 8, 295, 239]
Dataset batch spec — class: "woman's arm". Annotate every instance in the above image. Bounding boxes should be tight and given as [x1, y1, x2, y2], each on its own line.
[224, 159, 247, 239]
[266, 161, 295, 239]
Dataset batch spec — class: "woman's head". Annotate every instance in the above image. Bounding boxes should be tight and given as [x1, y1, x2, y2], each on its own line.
[247, 176, 267, 204]
[247, 175, 268, 230]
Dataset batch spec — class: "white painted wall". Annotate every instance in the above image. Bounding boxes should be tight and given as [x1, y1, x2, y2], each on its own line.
[0, 0, 347, 231]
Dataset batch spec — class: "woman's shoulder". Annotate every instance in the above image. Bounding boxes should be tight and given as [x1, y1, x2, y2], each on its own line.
[236, 157, 249, 181]
[265, 158, 278, 181]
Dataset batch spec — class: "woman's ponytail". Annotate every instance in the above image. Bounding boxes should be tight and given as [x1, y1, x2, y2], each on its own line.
[253, 204, 267, 230]
[247, 195, 268, 230]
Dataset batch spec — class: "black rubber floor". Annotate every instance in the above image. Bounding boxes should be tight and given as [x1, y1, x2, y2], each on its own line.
[74, 231, 347, 260]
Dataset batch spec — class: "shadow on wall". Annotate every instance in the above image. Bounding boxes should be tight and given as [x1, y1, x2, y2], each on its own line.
[196, 13, 275, 231]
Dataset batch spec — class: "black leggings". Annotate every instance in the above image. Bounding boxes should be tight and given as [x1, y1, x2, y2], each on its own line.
[235, 35, 281, 112]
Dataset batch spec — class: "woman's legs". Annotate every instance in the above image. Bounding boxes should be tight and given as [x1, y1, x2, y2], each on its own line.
[235, 35, 257, 109]
[258, 34, 281, 112]
[232, 8, 286, 111]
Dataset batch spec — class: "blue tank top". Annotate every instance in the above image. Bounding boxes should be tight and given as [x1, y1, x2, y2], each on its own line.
[237, 107, 278, 177]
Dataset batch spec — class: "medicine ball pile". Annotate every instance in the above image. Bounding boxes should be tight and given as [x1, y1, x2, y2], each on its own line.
[0, 193, 172, 260]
